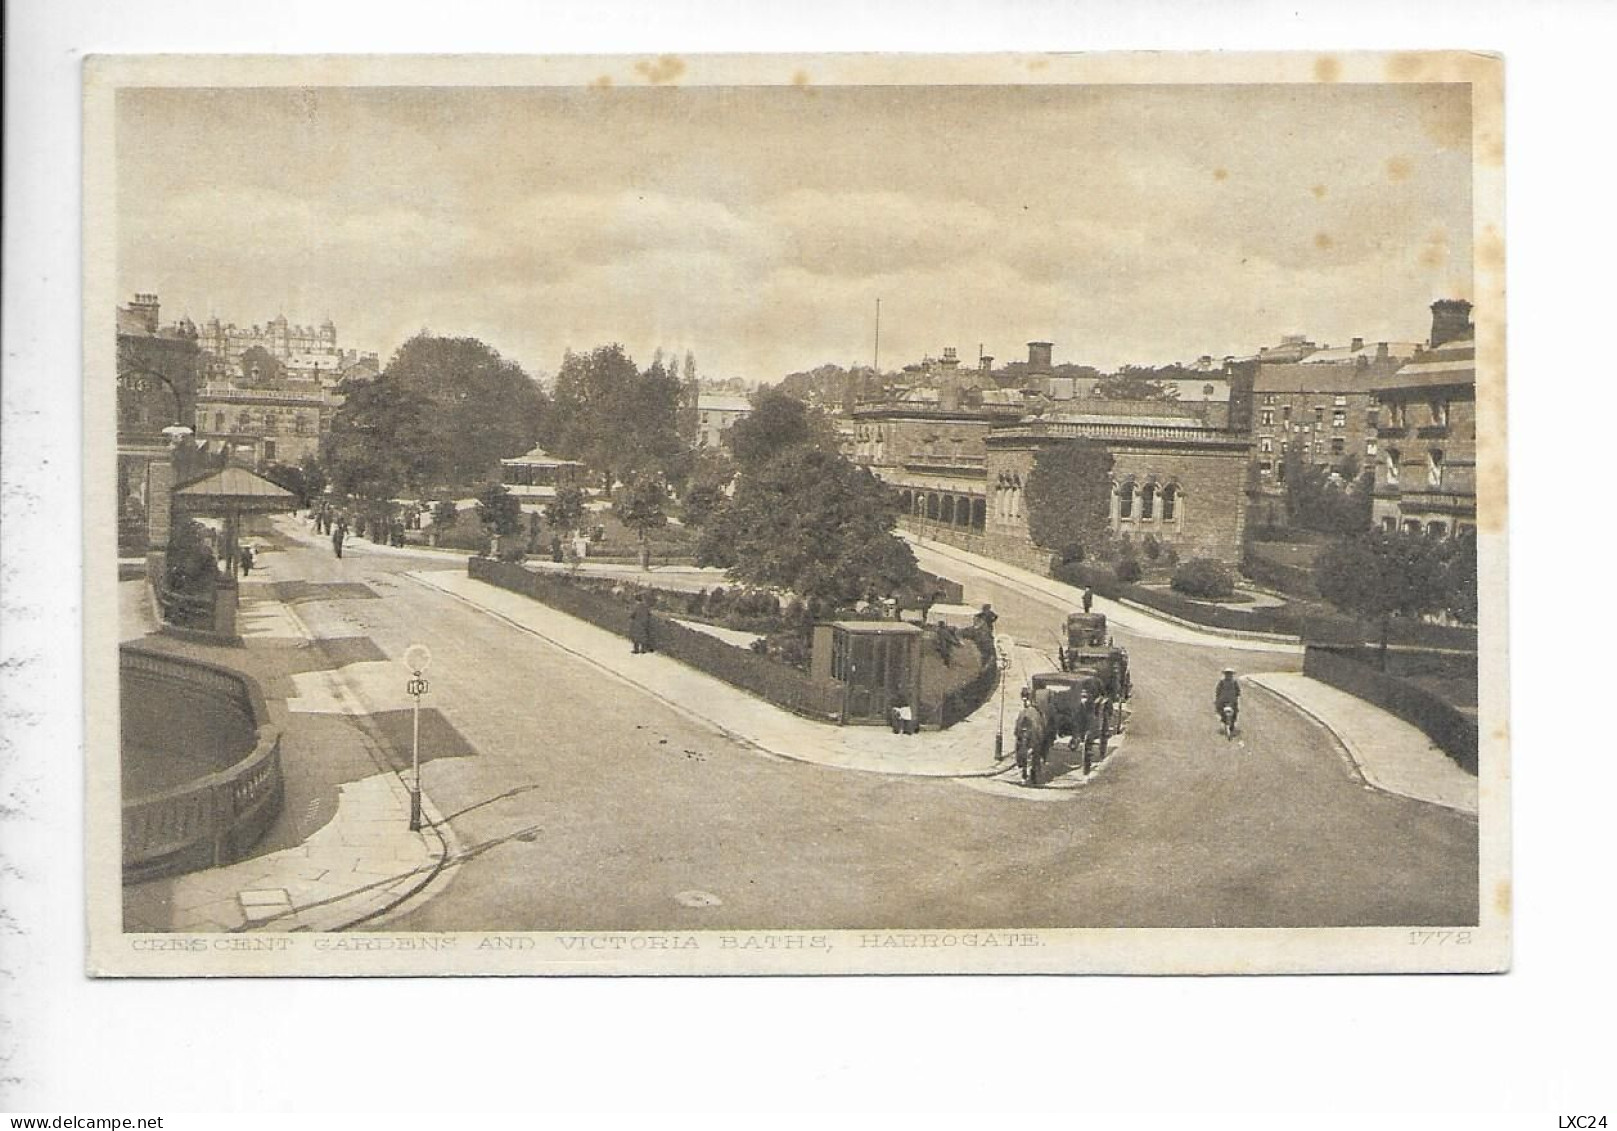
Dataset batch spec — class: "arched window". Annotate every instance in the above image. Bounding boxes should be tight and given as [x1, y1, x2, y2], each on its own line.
[1386, 448, 1401, 485]
[1428, 449, 1444, 488]
[1118, 482, 1135, 519]
[1141, 483, 1157, 520]
[972, 497, 986, 530]
[941, 495, 956, 525]
[956, 496, 971, 527]
[1161, 484, 1178, 521]
[899, 490, 912, 514]
[927, 493, 940, 520]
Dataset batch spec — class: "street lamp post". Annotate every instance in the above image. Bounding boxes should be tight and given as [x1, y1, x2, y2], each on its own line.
[994, 637, 1010, 761]
[403, 644, 432, 831]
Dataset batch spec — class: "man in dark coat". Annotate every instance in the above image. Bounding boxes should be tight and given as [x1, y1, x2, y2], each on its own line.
[332, 521, 346, 560]
[629, 594, 655, 654]
[1082, 586, 1095, 614]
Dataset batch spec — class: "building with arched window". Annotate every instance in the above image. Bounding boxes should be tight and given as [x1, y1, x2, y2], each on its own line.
[1370, 301, 1477, 539]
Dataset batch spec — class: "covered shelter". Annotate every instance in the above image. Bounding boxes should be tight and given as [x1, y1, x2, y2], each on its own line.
[810, 620, 924, 726]
[500, 445, 586, 500]
[173, 464, 297, 576]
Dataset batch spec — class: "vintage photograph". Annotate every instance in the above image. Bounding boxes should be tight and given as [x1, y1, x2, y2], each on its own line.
[85, 53, 1507, 975]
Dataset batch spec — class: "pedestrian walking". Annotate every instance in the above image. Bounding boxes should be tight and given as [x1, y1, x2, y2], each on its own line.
[238, 543, 255, 577]
[629, 594, 655, 654]
[1082, 585, 1094, 614]
[332, 521, 346, 560]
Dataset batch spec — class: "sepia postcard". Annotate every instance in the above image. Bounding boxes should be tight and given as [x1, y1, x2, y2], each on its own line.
[85, 51, 1508, 976]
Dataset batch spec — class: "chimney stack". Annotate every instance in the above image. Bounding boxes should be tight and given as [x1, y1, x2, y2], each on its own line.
[1027, 341, 1054, 375]
[1351, 336, 1364, 352]
[980, 354, 994, 374]
[1376, 341, 1389, 362]
[130, 293, 161, 333]
[1429, 299, 1474, 349]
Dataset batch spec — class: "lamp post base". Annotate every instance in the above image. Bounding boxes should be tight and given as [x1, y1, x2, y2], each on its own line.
[409, 789, 422, 832]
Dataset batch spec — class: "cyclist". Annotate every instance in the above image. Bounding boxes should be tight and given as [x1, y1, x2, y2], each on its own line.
[1214, 667, 1241, 734]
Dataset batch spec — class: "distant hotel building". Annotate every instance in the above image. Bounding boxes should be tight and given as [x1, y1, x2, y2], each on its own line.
[1371, 301, 1477, 538]
[188, 308, 378, 467]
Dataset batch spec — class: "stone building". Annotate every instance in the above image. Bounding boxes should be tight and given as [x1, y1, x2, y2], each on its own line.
[189, 308, 375, 468]
[694, 393, 753, 450]
[117, 294, 204, 553]
[854, 341, 1253, 569]
[1371, 301, 1477, 538]
[1249, 339, 1421, 487]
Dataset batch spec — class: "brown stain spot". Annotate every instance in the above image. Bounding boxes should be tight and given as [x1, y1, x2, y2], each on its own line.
[1314, 232, 1334, 251]
[590, 74, 613, 89]
[1028, 58, 1050, 72]
[1212, 168, 1228, 182]
[1386, 155, 1413, 182]
[1385, 53, 1426, 81]
[1478, 225, 1504, 272]
[634, 55, 686, 85]
[1313, 56, 1341, 83]
[1419, 230, 1450, 269]
[1494, 880, 1512, 919]
[791, 70, 811, 86]
[1311, 183, 1327, 200]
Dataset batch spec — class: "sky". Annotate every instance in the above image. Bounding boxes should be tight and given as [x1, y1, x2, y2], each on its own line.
[117, 81, 1472, 383]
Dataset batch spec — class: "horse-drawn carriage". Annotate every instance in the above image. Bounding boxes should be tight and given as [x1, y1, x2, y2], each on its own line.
[1013, 669, 1114, 786]
[1058, 611, 1132, 703]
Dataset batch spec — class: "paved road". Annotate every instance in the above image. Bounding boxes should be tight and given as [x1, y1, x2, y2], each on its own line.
[258, 518, 1477, 930]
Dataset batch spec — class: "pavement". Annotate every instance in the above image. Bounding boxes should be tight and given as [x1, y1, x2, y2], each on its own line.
[122, 535, 456, 933]
[412, 567, 1069, 779]
[1247, 672, 1479, 815]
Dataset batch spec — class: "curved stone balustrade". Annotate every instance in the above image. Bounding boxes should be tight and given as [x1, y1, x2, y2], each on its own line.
[121, 644, 284, 882]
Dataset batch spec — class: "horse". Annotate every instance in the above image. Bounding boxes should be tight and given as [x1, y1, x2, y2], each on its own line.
[1014, 692, 1054, 786]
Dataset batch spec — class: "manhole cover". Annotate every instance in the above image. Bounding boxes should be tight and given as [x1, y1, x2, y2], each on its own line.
[674, 889, 722, 908]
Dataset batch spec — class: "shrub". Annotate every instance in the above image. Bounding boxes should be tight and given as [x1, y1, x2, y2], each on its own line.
[1162, 545, 1180, 567]
[1115, 556, 1144, 584]
[433, 499, 459, 529]
[497, 540, 528, 563]
[1172, 557, 1235, 600]
[1141, 534, 1161, 561]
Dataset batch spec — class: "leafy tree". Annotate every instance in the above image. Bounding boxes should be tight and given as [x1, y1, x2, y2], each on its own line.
[325, 334, 546, 499]
[544, 484, 586, 535]
[238, 346, 285, 386]
[697, 447, 919, 608]
[679, 449, 735, 528]
[1314, 529, 1451, 666]
[298, 454, 327, 503]
[613, 472, 671, 570]
[1023, 440, 1117, 561]
[432, 499, 460, 529]
[1282, 440, 1374, 535]
[475, 482, 524, 536]
[725, 387, 837, 467]
[549, 344, 682, 494]
[1093, 365, 1181, 401]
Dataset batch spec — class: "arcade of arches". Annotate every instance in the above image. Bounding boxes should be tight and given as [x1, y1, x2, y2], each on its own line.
[899, 488, 988, 532]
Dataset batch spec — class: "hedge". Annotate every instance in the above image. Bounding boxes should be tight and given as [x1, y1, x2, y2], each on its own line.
[1303, 644, 1478, 773]
[1239, 551, 1320, 598]
[1051, 560, 1477, 648]
[471, 558, 838, 723]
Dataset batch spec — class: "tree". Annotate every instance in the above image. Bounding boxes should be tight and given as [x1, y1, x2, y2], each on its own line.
[325, 334, 546, 499]
[475, 482, 523, 537]
[544, 484, 586, 535]
[549, 344, 682, 494]
[1282, 440, 1374, 534]
[1314, 529, 1451, 667]
[1093, 365, 1181, 401]
[679, 449, 735, 528]
[1023, 440, 1117, 561]
[613, 472, 670, 570]
[238, 346, 285, 386]
[725, 387, 837, 467]
[697, 447, 918, 607]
